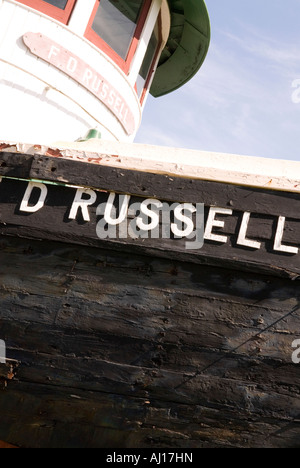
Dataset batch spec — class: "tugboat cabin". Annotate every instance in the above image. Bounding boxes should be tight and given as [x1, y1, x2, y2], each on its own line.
[0, 0, 210, 142]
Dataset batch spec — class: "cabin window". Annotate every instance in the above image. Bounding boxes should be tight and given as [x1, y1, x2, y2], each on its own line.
[136, 18, 160, 102]
[85, 0, 153, 73]
[16, 0, 77, 24]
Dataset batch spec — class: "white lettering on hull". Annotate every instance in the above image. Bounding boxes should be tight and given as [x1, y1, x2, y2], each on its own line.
[14, 181, 300, 256]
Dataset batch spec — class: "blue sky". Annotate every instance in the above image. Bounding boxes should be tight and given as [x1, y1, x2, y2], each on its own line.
[135, 0, 300, 161]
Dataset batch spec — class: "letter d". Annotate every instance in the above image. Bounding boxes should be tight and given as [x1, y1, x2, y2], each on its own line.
[20, 182, 48, 213]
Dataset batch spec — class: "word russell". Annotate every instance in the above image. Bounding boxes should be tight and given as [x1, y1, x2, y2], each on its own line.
[13, 181, 300, 255]
[22, 33, 135, 135]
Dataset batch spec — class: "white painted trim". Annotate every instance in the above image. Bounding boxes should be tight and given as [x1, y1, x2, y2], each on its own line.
[135, 0, 171, 106]
[8, 0, 66, 24]
[139, 1, 170, 108]
[2, 139, 300, 194]
[68, 0, 95, 36]
[141, 0, 171, 108]
[128, 0, 163, 86]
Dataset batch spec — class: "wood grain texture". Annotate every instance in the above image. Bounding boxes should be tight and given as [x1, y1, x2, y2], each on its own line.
[0, 176, 300, 279]
[1, 153, 300, 448]
[0, 236, 300, 448]
[1, 151, 300, 217]
[2, 140, 300, 193]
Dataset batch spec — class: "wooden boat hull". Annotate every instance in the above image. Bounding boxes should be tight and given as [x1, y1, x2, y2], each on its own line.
[1, 235, 300, 448]
[0, 145, 300, 448]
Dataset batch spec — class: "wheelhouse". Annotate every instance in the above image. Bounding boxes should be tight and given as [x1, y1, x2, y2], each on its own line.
[15, 0, 168, 103]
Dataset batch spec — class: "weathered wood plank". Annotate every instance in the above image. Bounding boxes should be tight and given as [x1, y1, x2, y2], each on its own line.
[0, 149, 300, 447]
[2, 311, 299, 384]
[1, 151, 300, 218]
[1, 221, 299, 279]
[0, 375, 299, 448]
[1, 380, 297, 448]
[1, 236, 300, 447]
[3, 334, 299, 405]
[1, 177, 300, 278]
[1, 280, 299, 361]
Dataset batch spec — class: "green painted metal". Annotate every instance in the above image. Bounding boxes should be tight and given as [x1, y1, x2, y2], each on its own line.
[77, 129, 102, 142]
[150, 0, 210, 97]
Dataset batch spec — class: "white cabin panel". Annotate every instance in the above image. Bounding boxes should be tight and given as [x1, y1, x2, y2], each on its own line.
[0, 0, 142, 143]
[0, 62, 98, 143]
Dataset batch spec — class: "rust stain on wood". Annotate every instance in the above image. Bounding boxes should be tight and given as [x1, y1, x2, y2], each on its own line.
[0, 360, 20, 386]
[45, 148, 63, 158]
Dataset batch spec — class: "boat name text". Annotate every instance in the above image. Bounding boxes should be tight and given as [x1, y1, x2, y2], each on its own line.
[11, 180, 300, 255]
[22, 32, 135, 135]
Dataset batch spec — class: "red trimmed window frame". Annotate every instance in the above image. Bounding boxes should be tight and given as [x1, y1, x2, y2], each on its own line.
[16, 0, 77, 24]
[84, 0, 153, 75]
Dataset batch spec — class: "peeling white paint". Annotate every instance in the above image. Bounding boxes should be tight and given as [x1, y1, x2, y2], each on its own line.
[1, 138, 300, 194]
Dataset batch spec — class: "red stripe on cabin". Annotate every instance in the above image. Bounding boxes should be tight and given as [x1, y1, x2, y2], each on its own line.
[16, 0, 77, 24]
